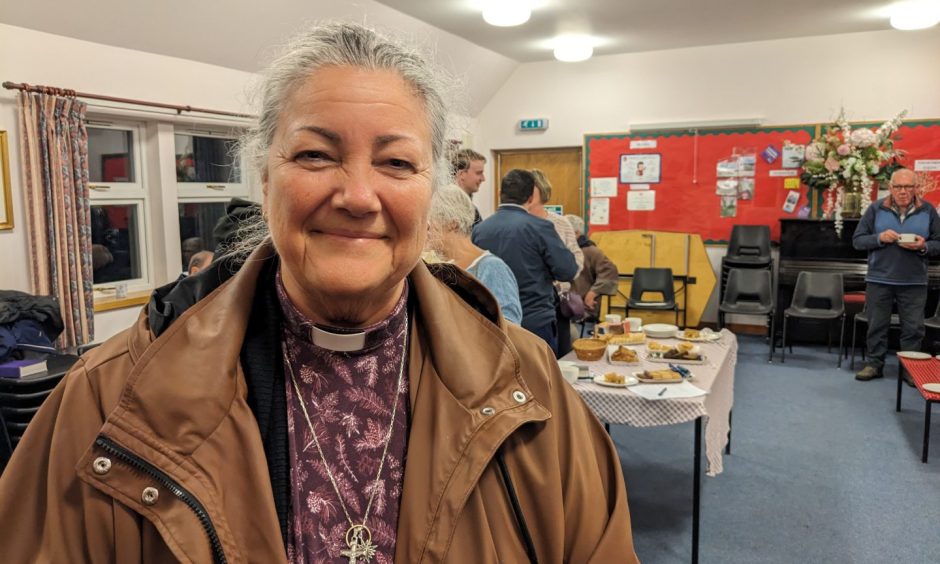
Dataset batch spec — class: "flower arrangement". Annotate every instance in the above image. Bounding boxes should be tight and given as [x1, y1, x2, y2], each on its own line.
[801, 109, 907, 235]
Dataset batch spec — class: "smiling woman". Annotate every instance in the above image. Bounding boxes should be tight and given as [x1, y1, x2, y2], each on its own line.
[0, 23, 638, 564]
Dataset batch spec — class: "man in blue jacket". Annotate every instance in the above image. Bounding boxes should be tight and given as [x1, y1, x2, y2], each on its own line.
[473, 169, 579, 356]
[853, 168, 940, 382]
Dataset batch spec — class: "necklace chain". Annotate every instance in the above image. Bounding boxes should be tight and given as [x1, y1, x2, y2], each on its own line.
[283, 310, 408, 539]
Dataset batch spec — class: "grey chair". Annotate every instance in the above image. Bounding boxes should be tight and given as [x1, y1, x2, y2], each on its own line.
[850, 308, 901, 370]
[719, 269, 775, 361]
[781, 271, 845, 367]
[627, 267, 681, 327]
[925, 300, 940, 331]
[724, 225, 772, 267]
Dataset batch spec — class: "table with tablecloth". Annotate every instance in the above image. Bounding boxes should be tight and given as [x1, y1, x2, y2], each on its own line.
[562, 329, 737, 476]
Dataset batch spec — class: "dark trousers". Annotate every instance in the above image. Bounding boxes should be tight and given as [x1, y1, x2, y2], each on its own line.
[556, 308, 572, 359]
[529, 320, 559, 358]
[865, 282, 927, 370]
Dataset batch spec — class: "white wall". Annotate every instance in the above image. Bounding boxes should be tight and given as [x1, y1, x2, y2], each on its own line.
[0, 24, 257, 340]
[474, 26, 940, 323]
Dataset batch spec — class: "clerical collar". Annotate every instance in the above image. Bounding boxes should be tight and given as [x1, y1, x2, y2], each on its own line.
[275, 273, 408, 353]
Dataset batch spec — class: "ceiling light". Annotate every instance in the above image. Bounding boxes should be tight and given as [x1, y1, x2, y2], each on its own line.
[553, 36, 594, 62]
[482, 1, 531, 27]
[889, 1, 940, 30]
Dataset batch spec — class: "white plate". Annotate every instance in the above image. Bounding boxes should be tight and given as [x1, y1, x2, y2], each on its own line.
[677, 332, 721, 342]
[923, 383, 940, 393]
[593, 374, 639, 388]
[643, 323, 679, 338]
[897, 351, 932, 360]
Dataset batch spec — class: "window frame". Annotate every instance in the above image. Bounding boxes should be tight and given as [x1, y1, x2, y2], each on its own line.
[89, 198, 151, 292]
[174, 127, 248, 199]
[86, 119, 146, 200]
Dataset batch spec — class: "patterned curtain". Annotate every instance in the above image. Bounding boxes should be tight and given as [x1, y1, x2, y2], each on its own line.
[18, 91, 94, 347]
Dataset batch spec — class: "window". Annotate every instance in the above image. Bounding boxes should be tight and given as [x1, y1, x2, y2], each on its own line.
[175, 130, 247, 198]
[86, 122, 144, 198]
[91, 203, 144, 284]
[178, 201, 228, 272]
[86, 119, 149, 290]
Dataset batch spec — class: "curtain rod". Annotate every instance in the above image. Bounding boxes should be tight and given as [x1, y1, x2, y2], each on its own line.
[2, 81, 255, 119]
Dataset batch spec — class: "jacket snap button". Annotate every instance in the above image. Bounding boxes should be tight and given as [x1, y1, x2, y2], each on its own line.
[481, 406, 496, 416]
[92, 457, 112, 475]
[512, 390, 527, 403]
[141, 487, 160, 506]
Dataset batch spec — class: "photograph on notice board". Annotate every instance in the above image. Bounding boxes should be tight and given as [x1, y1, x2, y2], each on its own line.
[720, 195, 737, 217]
[620, 153, 661, 184]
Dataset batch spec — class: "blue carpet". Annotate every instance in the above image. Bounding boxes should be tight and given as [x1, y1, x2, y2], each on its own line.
[613, 334, 940, 563]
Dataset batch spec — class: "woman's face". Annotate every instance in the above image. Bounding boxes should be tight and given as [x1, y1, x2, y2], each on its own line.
[263, 66, 434, 325]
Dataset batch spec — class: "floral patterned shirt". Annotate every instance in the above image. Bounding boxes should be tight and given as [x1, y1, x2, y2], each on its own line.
[278, 277, 410, 564]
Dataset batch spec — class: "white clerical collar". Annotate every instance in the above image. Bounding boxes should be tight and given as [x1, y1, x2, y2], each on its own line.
[310, 326, 367, 352]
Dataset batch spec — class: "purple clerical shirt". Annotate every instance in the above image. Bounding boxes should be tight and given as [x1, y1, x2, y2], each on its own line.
[278, 276, 410, 564]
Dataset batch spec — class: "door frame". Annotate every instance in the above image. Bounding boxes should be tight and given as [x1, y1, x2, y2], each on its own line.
[492, 146, 584, 215]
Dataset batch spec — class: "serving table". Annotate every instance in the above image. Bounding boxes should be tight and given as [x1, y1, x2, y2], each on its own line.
[561, 329, 737, 564]
[896, 354, 940, 463]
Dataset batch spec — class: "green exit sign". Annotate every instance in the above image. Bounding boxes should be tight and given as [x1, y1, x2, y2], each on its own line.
[519, 118, 549, 131]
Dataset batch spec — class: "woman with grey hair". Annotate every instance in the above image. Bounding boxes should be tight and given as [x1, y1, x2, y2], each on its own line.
[0, 23, 637, 563]
[428, 186, 522, 324]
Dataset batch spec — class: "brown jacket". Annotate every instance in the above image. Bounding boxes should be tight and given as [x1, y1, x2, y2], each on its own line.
[0, 249, 638, 563]
[572, 243, 620, 307]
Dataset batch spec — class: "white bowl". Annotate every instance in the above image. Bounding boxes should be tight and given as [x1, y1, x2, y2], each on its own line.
[643, 323, 679, 338]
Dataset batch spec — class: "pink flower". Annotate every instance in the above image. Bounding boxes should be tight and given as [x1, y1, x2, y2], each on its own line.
[824, 157, 841, 172]
[805, 144, 823, 162]
[837, 144, 851, 156]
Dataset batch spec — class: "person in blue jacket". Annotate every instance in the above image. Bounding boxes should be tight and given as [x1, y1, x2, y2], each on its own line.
[853, 168, 940, 382]
[473, 169, 579, 355]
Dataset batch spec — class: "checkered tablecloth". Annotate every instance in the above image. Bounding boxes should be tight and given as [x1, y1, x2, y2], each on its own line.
[563, 330, 737, 476]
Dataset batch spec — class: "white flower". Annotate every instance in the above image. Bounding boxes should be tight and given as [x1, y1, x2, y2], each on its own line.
[850, 128, 877, 148]
[869, 164, 879, 175]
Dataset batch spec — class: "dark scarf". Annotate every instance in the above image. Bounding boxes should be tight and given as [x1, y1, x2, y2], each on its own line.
[576, 234, 596, 249]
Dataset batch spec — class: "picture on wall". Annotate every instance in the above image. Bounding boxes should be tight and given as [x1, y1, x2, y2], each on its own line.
[620, 153, 661, 184]
[0, 131, 13, 230]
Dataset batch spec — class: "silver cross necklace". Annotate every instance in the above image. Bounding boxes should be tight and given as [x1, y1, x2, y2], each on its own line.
[283, 310, 408, 564]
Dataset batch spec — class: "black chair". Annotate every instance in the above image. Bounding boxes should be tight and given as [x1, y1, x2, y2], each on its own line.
[781, 272, 845, 367]
[850, 308, 901, 370]
[718, 269, 775, 361]
[627, 267, 681, 327]
[925, 300, 940, 332]
[0, 353, 77, 471]
[724, 225, 772, 266]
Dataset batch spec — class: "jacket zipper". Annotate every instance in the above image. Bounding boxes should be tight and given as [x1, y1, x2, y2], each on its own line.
[95, 436, 228, 564]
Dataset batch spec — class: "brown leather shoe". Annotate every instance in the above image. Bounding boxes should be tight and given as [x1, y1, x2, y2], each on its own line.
[855, 366, 883, 381]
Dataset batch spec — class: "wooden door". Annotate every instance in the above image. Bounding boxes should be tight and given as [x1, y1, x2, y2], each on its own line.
[493, 147, 583, 219]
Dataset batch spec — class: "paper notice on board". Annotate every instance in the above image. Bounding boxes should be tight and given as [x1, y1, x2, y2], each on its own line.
[769, 169, 799, 177]
[589, 198, 610, 225]
[915, 159, 940, 171]
[783, 177, 801, 190]
[590, 177, 618, 197]
[630, 183, 650, 190]
[630, 139, 657, 149]
[627, 191, 656, 211]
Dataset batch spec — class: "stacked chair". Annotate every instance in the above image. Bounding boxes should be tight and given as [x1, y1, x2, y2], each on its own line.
[0, 353, 78, 472]
[719, 225, 773, 304]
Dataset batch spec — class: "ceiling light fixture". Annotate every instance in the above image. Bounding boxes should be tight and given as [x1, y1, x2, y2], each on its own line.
[889, 0, 940, 30]
[553, 36, 594, 62]
[482, 1, 532, 27]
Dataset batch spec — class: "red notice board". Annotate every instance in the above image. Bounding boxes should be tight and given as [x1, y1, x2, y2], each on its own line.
[584, 126, 815, 243]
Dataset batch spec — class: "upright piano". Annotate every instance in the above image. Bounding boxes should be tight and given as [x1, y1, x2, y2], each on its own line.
[778, 218, 940, 343]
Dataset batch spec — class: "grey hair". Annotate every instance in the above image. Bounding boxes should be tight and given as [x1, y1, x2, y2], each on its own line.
[228, 22, 453, 260]
[565, 214, 585, 235]
[429, 185, 476, 237]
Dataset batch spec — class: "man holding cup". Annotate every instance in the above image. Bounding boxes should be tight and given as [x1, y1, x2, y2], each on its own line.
[853, 168, 940, 382]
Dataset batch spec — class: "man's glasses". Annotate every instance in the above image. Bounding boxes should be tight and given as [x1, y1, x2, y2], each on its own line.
[890, 184, 916, 191]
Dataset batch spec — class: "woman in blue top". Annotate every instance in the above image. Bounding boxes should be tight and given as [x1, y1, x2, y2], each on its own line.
[428, 186, 524, 324]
